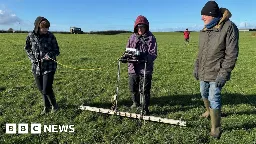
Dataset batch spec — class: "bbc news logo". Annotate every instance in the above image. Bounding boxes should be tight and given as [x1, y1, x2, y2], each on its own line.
[5, 123, 75, 134]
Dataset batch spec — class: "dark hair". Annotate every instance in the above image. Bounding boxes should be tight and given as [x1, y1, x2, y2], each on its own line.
[39, 20, 50, 28]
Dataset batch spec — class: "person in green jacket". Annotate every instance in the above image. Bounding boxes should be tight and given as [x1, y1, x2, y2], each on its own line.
[193, 1, 239, 139]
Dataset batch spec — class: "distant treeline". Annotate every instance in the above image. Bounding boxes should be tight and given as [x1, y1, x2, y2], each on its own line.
[1, 29, 255, 34]
[0, 30, 196, 34]
[0, 30, 132, 35]
[0, 30, 30, 33]
[175, 31, 197, 32]
[87, 30, 132, 35]
[176, 29, 256, 32]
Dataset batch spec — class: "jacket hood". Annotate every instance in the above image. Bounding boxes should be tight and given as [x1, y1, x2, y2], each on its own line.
[217, 8, 232, 25]
[134, 15, 149, 33]
[34, 16, 50, 34]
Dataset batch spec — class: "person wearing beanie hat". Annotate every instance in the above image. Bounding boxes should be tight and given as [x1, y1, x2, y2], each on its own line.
[124, 15, 157, 115]
[24, 16, 60, 115]
[193, 1, 239, 139]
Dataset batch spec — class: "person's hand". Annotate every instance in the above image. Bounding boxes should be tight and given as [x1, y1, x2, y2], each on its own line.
[215, 76, 226, 87]
[44, 54, 50, 60]
[120, 59, 128, 63]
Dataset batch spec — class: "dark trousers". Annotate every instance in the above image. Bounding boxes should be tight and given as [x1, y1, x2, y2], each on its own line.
[128, 73, 152, 108]
[33, 72, 57, 108]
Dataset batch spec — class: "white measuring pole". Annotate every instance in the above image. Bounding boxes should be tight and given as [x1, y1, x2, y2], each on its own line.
[79, 105, 186, 126]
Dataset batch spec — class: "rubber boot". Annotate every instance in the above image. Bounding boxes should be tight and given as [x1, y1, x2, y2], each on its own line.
[130, 93, 140, 109]
[201, 98, 210, 118]
[51, 103, 58, 113]
[209, 108, 222, 139]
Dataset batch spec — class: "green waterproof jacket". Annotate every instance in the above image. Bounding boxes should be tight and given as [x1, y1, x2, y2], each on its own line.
[194, 8, 239, 82]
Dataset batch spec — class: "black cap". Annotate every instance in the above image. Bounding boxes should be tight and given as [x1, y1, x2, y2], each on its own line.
[201, 1, 220, 17]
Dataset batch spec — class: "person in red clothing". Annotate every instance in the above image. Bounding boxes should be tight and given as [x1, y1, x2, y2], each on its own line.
[184, 28, 190, 44]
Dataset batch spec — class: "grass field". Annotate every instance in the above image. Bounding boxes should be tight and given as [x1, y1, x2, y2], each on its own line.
[0, 32, 256, 143]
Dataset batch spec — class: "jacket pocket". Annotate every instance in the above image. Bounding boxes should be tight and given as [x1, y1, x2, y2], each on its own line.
[215, 59, 224, 72]
[214, 60, 221, 72]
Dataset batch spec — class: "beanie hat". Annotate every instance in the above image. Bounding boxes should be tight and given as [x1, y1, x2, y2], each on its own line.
[201, 1, 220, 17]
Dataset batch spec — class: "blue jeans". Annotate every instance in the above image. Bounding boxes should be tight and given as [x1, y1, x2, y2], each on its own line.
[200, 81, 223, 109]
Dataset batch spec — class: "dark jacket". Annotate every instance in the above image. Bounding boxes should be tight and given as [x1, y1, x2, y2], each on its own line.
[24, 17, 60, 75]
[126, 15, 157, 75]
[194, 8, 239, 81]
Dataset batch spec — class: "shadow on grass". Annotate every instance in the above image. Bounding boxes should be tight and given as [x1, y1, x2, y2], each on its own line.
[0, 86, 6, 92]
[58, 98, 80, 110]
[80, 57, 90, 61]
[79, 93, 256, 117]
[81, 99, 131, 109]
[222, 93, 256, 106]
[221, 93, 256, 117]
[224, 121, 256, 131]
[224, 110, 256, 116]
[151, 94, 202, 107]
[57, 98, 83, 119]
[77, 93, 256, 131]
[150, 93, 256, 106]
[79, 94, 202, 115]
[150, 93, 256, 112]
[143, 94, 202, 115]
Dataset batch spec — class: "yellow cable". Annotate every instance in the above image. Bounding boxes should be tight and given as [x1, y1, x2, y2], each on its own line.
[49, 57, 102, 71]
[47, 57, 118, 71]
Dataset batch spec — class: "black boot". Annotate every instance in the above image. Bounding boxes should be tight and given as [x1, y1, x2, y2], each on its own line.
[143, 107, 150, 115]
[130, 93, 140, 109]
[47, 93, 58, 113]
[51, 103, 58, 113]
[41, 107, 50, 115]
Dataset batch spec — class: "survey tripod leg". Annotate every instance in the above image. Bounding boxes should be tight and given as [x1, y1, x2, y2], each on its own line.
[140, 62, 147, 116]
[111, 61, 121, 111]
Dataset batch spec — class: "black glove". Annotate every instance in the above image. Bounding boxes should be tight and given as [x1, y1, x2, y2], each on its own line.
[215, 76, 226, 87]
[193, 67, 199, 80]
[137, 53, 146, 61]
[119, 57, 128, 63]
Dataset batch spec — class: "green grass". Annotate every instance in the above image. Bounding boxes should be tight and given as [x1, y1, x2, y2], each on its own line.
[1, 32, 256, 143]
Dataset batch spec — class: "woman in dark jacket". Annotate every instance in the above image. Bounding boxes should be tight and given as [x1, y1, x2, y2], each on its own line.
[24, 16, 60, 115]
[125, 15, 157, 115]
